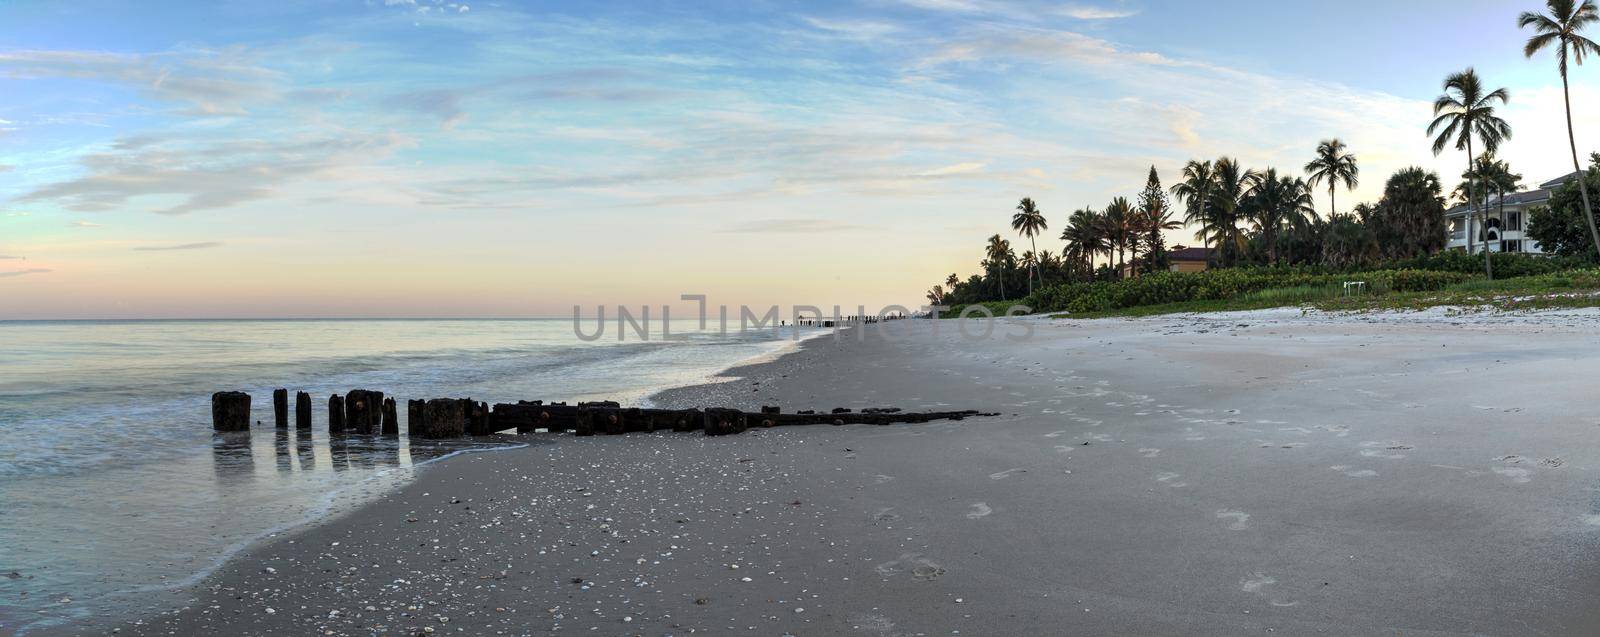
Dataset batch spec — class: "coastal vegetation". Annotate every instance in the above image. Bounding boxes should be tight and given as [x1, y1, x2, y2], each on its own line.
[926, 0, 1600, 317]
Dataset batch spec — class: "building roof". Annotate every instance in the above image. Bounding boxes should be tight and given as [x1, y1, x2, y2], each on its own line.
[1444, 170, 1581, 216]
[1167, 246, 1211, 262]
[1540, 170, 1582, 190]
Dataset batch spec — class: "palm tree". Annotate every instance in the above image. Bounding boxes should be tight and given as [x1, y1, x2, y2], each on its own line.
[1103, 198, 1135, 277]
[1243, 169, 1317, 265]
[926, 285, 945, 306]
[1036, 249, 1058, 285]
[1061, 208, 1104, 280]
[1304, 139, 1360, 218]
[945, 273, 960, 290]
[1171, 160, 1217, 264]
[1428, 68, 1512, 279]
[1206, 157, 1256, 267]
[985, 234, 1012, 301]
[1521, 0, 1600, 258]
[1375, 167, 1450, 259]
[1011, 198, 1048, 296]
[1481, 156, 1525, 247]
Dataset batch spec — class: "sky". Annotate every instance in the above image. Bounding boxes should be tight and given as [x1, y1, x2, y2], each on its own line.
[1, 0, 1597, 318]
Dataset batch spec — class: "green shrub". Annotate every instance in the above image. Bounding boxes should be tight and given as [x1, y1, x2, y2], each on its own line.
[1026, 268, 1475, 314]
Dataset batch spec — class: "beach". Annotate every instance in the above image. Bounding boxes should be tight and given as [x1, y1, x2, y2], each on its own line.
[103, 310, 1600, 636]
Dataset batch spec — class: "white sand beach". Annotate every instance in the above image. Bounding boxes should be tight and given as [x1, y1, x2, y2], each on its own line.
[113, 309, 1600, 636]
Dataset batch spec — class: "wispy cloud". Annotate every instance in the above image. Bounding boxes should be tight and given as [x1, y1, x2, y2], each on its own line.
[132, 241, 223, 251]
[918, 161, 986, 176]
[0, 255, 22, 260]
[721, 218, 869, 233]
[21, 131, 412, 215]
[69, 220, 103, 228]
[0, 48, 284, 116]
[0, 268, 50, 278]
[1057, 4, 1138, 20]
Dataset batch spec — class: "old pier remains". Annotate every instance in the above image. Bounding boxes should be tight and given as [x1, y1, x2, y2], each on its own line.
[211, 389, 986, 439]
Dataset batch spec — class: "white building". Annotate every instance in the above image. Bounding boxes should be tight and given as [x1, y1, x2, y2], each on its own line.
[1444, 171, 1581, 254]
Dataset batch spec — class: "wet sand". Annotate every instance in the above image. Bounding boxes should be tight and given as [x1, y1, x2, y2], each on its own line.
[107, 309, 1600, 636]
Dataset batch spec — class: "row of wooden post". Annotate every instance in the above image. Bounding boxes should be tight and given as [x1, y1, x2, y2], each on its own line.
[213, 390, 987, 439]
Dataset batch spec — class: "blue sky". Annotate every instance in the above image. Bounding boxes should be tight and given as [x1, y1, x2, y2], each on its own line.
[1, 0, 1594, 318]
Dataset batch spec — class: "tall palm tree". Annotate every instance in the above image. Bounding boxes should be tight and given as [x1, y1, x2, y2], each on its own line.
[985, 234, 1012, 301]
[1304, 139, 1359, 218]
[1481, 156, 1526, 246]
[1171, 160, 1217, 264]
[1428, 68, 1512, 279]
[1103, 197, 1135, 277]
[1244, 169, 1317, 265]
[926, 285, 945, 306]
[1061, 208, 1105, 280]
[1521, 0, 1600, 258]
[1011, 198, 1048, 296]
[945, 273, 960, 290]
[1207, 157, 1257, 267]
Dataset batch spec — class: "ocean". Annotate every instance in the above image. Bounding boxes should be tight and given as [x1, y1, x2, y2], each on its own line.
[0, 318, 819, 634]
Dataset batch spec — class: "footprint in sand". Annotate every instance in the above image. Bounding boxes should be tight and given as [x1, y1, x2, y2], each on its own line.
[1139, 448, 1161, 458]
[1359, 441, 1412, 460]
[966, 502, 992, 519]
[1216, 509, 1250, 530]
[1240, 572, 1276, 593]
[1241, 572, 1300, 607]
[875, 553, 945, 581]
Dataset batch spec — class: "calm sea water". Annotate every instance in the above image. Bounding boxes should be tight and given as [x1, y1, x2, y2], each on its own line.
[0, 318, 817, 634]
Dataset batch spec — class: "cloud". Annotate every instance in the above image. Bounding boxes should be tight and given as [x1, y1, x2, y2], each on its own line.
[69, 220, 102, 227]
[4, 212, 31, 217]
[387, 69, 673, 127]
[800, 16, 903, 40]
[0, 48, 284, 116]
[721, 218, 869, 233]
[890, 0, 1136, 21]
[918, 161, 986, 176]
[0, 255, 21, 260]
[133, 241, 223, 251]
[20, 131, 411, 215]
[0, 268, 50, 278]
[1057, 4, 1137, 19]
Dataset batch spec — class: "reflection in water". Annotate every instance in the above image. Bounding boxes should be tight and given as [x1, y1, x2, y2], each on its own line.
[209, 429, 469, 480]
[0, 428, 517, 636]
[210, 431, 254, 483]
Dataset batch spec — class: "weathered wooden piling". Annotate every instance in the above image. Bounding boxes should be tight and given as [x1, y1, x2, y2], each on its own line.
[381, 397, 398, 435]
[703, 408, 748, 436]
[211, 391, 251, 432]
[214, 387, 991, 439]
[463, 399, 492, 436]
[294, 391, 312, 429]
[272, 388, 289, 428]
[415, 398, 466, 439]
[407, 399, 424, 436]
[345, 389, 385, 434]
[328, 394, 346, 433]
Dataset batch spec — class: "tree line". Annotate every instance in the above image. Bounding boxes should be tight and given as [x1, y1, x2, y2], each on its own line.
[928, 0, 1600, 308]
